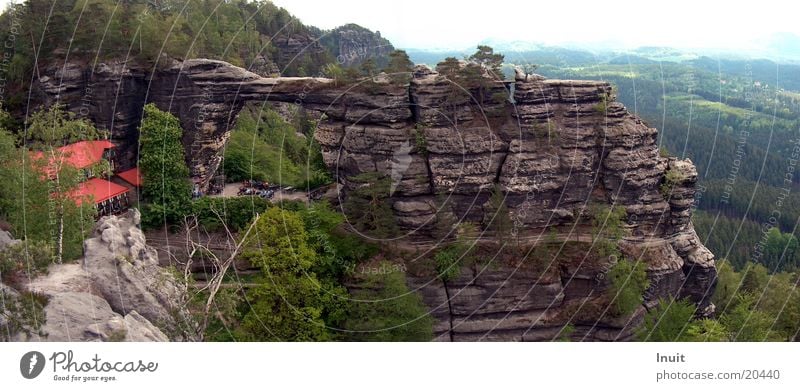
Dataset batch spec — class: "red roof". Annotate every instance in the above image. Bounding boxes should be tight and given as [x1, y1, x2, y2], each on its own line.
[31, 140, 114, 178]
[117, 167, 142, 187]
[68, 178, 130, 204]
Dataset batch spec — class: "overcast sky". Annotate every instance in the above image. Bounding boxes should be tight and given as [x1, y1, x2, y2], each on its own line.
[270, 0, 798, 51]
[1, 0, 797, 52]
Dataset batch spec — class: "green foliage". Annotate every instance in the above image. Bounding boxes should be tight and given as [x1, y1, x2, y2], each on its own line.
[719, 293, 783, 341]
[383, 50, 414, 83]
[593, 94, 608, 114]
[0, 109, 96, 262]
[711, 261, 800, 341]
[222, 105, 330, 189]
[0, 0, 334, 92]
[191, 196, 271, 232]
[483, 184, 511, 237]
[340, 266, 433, 341]
[684, 318, 729, 342]
[414, 125, 428, 157]
[299, 201, 377, 279]
[0, 291, 48, 340]
[24, 105, 105, 147]
[468, 45, 504, 76]
[607, 258, 649, 316]
[359, 58, 377, 77]
[138, 104, 192, 228]
[434, 244, 464, 282]
[589, 203, 626, 258]
[342, 172, 398, 239]
[236, 207, 346, 341]
[636, 298, 696, 341]
[554, 323, 575, 342]
[0, 241, 54, 276]
[711, 260, 741, 312]
[433, 222, 476, 282]
[660, 168, 681, 199]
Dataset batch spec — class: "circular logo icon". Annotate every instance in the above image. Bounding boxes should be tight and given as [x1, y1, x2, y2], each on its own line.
[20, 351, 45, 379]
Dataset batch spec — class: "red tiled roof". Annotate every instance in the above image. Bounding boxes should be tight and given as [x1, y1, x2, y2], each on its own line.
[117, 167, 142, 187]
[31, 140, 114, 178]
[68, 178, 129, 204]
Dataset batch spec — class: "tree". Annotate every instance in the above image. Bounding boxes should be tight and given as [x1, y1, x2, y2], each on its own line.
[0, 107, 96, 264]
[607, 258, 649, 316]
[684, 318, 729, 342]
[342, 266, 433, 341]
[24, 105, 104, 147]
[468, 45, 504, 77]
[236, 207, 346, 341]
[636, 298, 696, 341]
[342, 172, 399, 239]
[138, 103, 192, 228]
[590, 203, 627, 258]
[360, 58, 377, 77]
[483, 184, 511, 239]
[720, 293, 784, 341]
[383, 49, 414, 83]
[520, 63, 539, 78]
[712, 260, 741, 313]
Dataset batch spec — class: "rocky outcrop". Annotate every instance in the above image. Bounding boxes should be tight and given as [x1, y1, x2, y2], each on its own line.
[30, 59, 716, 341]
[1, 210, 193, 342]
[319, 23, 395, 67]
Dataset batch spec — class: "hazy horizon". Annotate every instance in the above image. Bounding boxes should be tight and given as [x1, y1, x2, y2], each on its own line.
[2, 0, 799, 58]
[270, 0, 799, 57]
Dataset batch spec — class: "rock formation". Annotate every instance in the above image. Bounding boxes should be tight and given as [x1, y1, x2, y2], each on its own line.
[319, 23, 396, 67]
[30, 59, 716, 341]
[1, 210, 194, 342]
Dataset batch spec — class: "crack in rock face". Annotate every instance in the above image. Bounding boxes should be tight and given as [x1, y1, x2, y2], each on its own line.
[31, 59, 717, 341]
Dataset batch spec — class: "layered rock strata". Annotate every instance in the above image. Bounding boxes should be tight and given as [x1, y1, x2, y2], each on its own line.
[30, 59, 716, 341]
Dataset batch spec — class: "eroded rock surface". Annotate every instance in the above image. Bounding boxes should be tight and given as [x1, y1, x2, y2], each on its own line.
[2, 210, 192, 342]
[31, 59, 717, 341]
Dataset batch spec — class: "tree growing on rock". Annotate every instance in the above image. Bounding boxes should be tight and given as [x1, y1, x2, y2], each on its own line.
[138, 103, 192, 228]
[383, 49, 414, 83]
[468, 45, 504, 77]
[483, 184, 511, 242]
[342, 172, 399, 239]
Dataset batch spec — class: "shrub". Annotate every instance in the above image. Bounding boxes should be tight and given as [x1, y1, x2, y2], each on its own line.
[636, 298, 696, 341]
[607, 258, 649, 316]
[191, 196, 271, 232]
[660, 168, 682, 199]
[0, 241, 55, 276]
[340, 266, 433, 341]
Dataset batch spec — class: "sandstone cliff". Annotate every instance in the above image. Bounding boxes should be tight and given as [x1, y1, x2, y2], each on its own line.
[30, 59, 716, 341]
[318, 23, 396, 67]
[0, 210, 194, 342]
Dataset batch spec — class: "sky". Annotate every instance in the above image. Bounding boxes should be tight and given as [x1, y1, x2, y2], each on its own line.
[1, 0, 797, 53]
[269, 0, 799, 52]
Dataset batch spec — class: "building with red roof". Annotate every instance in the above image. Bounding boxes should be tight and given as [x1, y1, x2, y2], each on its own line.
[116, 167, 142, 187]
[31, 140, 116, 179]
[67, 178, 131, 216]
[32, 140, 135, 216]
